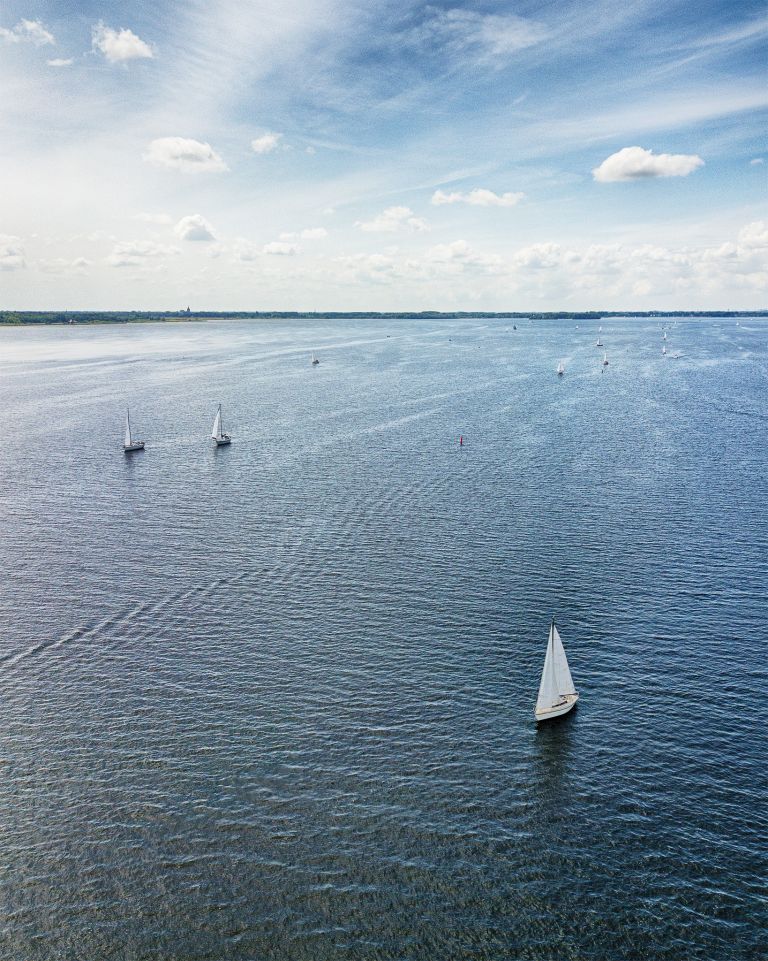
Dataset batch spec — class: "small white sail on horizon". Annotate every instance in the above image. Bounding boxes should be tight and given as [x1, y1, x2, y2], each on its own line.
[211, 404, 231, 446]
[602, 351, 608, 366]
[557, 360, 565, 376]
[535, 620, 579, 721]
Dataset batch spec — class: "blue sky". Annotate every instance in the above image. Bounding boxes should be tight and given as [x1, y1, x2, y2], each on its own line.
[0, 0, 765, 309]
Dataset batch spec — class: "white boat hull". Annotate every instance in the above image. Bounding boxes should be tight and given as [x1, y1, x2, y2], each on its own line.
[123, 442, 145, 452]
[535, 692, 579, 722]
[214, 435, 231, 446]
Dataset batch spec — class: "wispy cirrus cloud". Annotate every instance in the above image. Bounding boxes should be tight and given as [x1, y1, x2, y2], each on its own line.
[411, 8, 547, 64]
[593, 146, 704, 182]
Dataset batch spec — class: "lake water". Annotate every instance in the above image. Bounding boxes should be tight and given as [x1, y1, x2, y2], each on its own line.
[0, 317, 766, 960]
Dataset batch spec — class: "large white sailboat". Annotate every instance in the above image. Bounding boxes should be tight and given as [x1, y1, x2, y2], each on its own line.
[211, 404, 231, 446]
[535, 619, 579, 722]
[123, 409, 144, 452]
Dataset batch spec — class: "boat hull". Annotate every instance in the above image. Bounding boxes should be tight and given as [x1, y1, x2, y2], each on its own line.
[535, 692, 579, 722]
[123, 442, 145, 452]
[214, 435, 231, 446]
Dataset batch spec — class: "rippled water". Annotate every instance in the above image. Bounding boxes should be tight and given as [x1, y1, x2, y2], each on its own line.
[0, 317, 766, 960]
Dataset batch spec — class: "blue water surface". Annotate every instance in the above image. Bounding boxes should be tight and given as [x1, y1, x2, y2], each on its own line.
[0, 316, 765, 960]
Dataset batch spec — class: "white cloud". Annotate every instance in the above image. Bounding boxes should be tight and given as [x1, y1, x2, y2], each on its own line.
[39, 257, 92, 274]
[425, 240, 502, 270]
[415, 9, 547, 64]
[750, 157, 764, 165]
[431, 188, 524, 207]
[356, 206, 429, 233]
[512, 242, 564, 269]
[593, 146, 704, 182]
[92, 23, 153, 63]
[738, 221, 768, 249]
[47, 58, 73, 68]
[174, 214, 217, 242]
[301, 227, 328, 240]
[134, 212, 173, 225]
[0, 19, 54, 46]
[251, 132, 282, 154]
[106, 241, 180, 268]
[263, 241, 299, 255]
[143, 137, 227, 173]
[232, 239, 260, 262]
[0, 235, 25, 270]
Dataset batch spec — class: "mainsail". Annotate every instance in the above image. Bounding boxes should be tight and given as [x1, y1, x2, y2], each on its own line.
[124, 411, 132, 447]
[212, 406, 222, 440]
[551, 624, 576, 696]
[536, 626, 561, 712]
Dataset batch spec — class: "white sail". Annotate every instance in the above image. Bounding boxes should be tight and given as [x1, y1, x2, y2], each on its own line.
[536, 625, 561, 711]
[551, 624, 576, 696]
[557, 361, 564, 374]
[124, 412, 132, 447]
[212, 406, 222, 440]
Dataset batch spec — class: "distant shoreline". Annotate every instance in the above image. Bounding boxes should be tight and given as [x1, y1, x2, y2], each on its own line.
[0, 309, 766, 326]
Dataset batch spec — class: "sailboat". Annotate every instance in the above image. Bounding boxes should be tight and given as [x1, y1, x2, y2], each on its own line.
[602, 351, 608, 366]
[662, 345, 667, 356]
[311, 353, 320, 365]
[535, 619, 579, 721]
[595, 336, 603, 347]
[123, 409, 144, 452]
[557, 361, 565, 376]
[663, 331, 667, 341]
[211, 404, 231, 446]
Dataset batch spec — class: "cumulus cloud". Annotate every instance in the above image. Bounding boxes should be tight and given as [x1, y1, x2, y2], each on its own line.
[263, 241, 299, 255]
[174, 214, 217, 242]
[738, 221, 768, 248]
[0, 235, 25, 270]
[92, 23, 153, 63]
[232, 239, 260, 262]
[106, 241, 179, 268]
[432, 188, 524, 207]
[300, 227, 328, 240]
[0, 19, 54, 45]
[356, 206, 429, 233]
[47, 58, 73, 67]
[143, 137, 227, 173]
[251, 132, 282, 154]
[425, 240, 502, 270]
[593, 146, 704, 182]
[750, 157, 764, 165]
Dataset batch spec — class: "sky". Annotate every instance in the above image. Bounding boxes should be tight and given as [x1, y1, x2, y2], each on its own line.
[0, 0, 766, 311]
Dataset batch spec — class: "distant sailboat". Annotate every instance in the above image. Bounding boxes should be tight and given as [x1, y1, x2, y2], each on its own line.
[596, 336, 603, 347]
[123, 409, 144, 452]
[211, 404, 231, 446]
[557, 360, 565, 376]
[662, 345, 667, 356]
[602, 351, 608, 366]
[311, 353, 320, 365]
[535, 619, 579, 722]
[663, 331, 667, 341]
